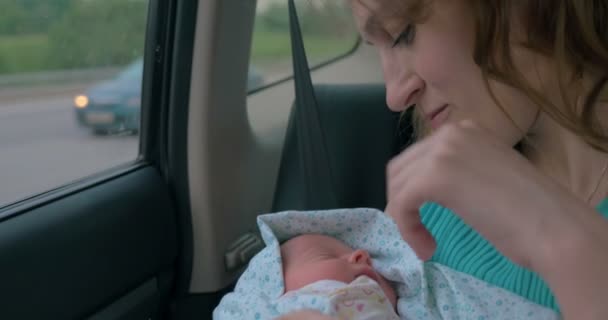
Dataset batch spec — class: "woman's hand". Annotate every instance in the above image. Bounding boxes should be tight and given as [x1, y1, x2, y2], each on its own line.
[276, 310, 337, 320]
[386, 120, 608, 318]
[385, 120, 583, 268]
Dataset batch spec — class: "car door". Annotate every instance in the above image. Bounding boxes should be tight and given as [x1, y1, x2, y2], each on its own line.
[0, 0, 188, 319]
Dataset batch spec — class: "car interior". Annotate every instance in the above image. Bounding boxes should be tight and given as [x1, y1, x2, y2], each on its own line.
[0, 0, 414, 319]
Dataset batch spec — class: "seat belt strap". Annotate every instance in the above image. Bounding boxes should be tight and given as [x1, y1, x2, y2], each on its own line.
[288, 0, 338, 208]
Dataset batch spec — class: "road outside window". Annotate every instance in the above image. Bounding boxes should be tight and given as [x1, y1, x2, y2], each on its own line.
[0, 0, 148, 206]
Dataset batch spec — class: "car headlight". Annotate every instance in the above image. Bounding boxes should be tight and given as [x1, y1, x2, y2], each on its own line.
[74, 95, 89, 108]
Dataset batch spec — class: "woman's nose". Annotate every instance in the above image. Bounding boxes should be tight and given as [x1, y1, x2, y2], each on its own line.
[385, 75, 424, 112]
[348, 249, 372, 265]
[379, 49, 424, 112]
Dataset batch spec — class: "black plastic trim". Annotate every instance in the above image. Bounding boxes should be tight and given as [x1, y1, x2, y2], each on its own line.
[0, 167, 177, 320]
[0, 162, 150, 222]
[140, 0, 175, 166]
[88, 278, 159, 320]
[165, 0, 197, 297]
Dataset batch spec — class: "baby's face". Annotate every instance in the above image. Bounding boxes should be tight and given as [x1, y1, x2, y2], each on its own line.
[281, 234, 397, 308]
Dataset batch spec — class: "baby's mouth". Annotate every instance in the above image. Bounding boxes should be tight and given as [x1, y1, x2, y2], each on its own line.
[357, 268, 380, 283]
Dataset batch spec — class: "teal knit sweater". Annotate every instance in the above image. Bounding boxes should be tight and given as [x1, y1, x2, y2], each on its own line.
[420, 198, 608, 313]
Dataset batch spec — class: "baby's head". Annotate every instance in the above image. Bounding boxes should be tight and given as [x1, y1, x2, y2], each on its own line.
[280, 234, 397, 308]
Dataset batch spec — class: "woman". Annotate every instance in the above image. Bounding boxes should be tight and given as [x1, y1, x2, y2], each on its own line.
[283, 1, 608, 319]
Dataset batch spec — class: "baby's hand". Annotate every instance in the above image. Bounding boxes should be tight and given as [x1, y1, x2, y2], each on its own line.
[276, 310, 339, 320]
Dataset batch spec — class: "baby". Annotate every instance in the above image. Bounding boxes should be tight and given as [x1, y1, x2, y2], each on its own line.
[280, 234, 399, 319]
[214, 208, 560, 320]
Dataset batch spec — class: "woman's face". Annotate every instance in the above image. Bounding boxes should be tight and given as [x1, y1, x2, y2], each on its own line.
[351, 0, 542, 146]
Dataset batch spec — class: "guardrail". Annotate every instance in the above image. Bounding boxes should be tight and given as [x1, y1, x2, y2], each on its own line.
[0, 67, 122, 104]
[0, 67, 121, 87]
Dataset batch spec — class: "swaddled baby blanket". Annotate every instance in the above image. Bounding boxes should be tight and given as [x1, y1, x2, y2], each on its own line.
[213, 208, 559, 320]
[277, 276, 400, 320]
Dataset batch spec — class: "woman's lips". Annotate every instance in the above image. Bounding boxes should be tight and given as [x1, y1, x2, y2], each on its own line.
[428, 104, 450, 129]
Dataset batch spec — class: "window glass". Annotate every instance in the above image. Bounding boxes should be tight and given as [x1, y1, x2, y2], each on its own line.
[249, 0, 360, 90]
[0, 0, 148, 206]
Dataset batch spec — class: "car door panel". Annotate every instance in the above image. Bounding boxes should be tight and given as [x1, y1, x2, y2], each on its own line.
[0, 166, 177, 320]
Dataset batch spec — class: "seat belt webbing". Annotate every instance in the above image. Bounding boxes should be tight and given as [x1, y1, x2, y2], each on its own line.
[288, 0, 338, 208]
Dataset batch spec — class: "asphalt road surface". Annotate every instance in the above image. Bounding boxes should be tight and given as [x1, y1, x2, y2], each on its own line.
[0, 96, 138, 205]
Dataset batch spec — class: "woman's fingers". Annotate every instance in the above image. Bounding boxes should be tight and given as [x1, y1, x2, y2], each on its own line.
[385, 120, 547, 267]
[385, 126, 464, 260]
[386, 175, 437, 260]
[385, 121, 495, 260]
[386, 142, 427, 200]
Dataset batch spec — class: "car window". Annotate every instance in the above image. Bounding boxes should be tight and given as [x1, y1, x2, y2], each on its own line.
[248, 0, 360, 91]
[117, 59, 144, 81]
[0, 0, 149, 207]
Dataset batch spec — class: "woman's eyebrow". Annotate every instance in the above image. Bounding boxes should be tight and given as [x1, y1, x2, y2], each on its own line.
[360, 18, 383, 45]
[362, 16, 382, 38]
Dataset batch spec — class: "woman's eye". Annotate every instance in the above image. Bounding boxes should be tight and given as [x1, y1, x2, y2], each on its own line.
[392, 24, 416, 48]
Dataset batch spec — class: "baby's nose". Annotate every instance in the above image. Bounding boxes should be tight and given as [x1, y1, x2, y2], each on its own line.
[349, 249, 372, 265]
